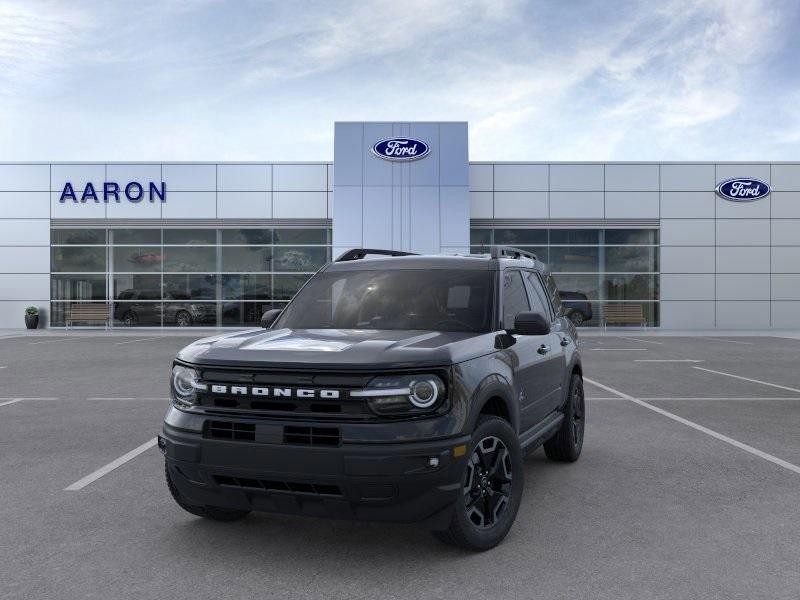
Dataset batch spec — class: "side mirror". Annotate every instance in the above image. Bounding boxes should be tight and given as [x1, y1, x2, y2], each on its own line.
[513, 311, 550, 336]
[260, 308, 282, 329]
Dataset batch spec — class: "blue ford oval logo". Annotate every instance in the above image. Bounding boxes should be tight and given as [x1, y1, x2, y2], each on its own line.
[371, 137, 430, 161]
[716, 178, 771, 202]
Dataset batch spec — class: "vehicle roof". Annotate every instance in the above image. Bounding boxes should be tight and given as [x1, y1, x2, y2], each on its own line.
[324, 254, 547, 272]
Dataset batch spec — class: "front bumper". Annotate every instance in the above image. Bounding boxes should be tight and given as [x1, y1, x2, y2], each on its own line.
[161, 415, 470, 529]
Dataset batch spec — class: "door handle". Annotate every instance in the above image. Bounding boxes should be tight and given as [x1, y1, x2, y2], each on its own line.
[538, 344, 551, 355]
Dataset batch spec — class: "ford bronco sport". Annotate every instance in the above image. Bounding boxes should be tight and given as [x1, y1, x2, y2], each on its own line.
[161, 246, 585, 551]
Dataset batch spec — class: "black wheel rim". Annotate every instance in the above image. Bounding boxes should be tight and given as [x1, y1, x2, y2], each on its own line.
[463, 436, 512, 529]
[176, 313, 190, 326]
[572, 381, 585, 447]
[570, 312, 584, 326]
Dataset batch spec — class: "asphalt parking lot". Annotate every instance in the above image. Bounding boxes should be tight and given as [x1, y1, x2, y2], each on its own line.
[1, 331, 799, 599]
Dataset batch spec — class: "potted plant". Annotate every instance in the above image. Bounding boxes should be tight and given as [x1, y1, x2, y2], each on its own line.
[24, 306, 39, 329]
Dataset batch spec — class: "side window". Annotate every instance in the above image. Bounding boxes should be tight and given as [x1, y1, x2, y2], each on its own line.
[523, 271, 551, 319]
[544, 273, 563, 315]
[502, 270, 530, 330]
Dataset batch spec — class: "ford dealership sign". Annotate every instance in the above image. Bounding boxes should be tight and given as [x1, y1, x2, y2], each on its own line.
[372, 137, 430, 161]
[716, 178, 770, 202]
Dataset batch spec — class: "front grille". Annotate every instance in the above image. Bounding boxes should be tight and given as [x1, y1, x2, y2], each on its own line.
[284, 426, 341, 446]
[206, 421, 255, 441]
[213, 475, 343, 497]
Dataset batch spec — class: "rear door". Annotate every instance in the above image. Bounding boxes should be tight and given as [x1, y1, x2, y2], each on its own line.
[523, 270, 568, 415]
[501, 270, 552, 431]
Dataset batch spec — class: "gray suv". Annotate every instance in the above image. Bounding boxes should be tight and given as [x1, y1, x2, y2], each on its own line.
[160, 247, 585, 551]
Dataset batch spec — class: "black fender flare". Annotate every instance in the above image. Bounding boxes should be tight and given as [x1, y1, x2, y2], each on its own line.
[466, 373, 519, 433]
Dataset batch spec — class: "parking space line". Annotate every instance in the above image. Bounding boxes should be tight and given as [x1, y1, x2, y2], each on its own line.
[705, 338, 753, 345]
[0, 397, 58, 406]
[64, 438, 158, 491]
[693, 367, 800, 394]
[616, 336, 663, 345]
[28, 337, 84, 345]
[591, 396, 800, 401]
[86, 397, 169, 401]
[0, 399, 23, 408]
[584, 377, 800, 476]
[634, 359, 703, 363]
[114, 337, 161, 345]
[586, 348, 648, 351]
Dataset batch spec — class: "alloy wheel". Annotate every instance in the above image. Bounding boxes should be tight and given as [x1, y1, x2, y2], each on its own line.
[463, 435, 513, 529]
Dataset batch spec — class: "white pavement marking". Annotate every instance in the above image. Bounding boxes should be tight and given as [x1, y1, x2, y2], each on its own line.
[635, 359, 704, 363]
[64, 438, 158, 491]
[693, 367, 800, 394]
[584, 377, 800, 476]
[0, 399, 23, 407]
[0, 366, 7, 368]
[586, 348, 648, 351]
[0, 397, 58, 405]
[705, 338, 753, 345]
[115, 337, 161, 345]
[28, 337, 82, 345]
[588, 396, 800, 401]
[616, 336, 664, 345]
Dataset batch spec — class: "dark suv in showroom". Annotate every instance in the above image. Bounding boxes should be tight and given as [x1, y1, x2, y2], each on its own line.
[160, 247, 584, 550]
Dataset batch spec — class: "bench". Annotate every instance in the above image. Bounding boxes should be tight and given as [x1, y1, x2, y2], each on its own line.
[66, 303, 110, 329]
[602, 304, 646, 330]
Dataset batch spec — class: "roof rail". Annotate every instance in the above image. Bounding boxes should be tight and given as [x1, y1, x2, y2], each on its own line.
[489, 245, 538, 261]
[335, 248, 418, 262]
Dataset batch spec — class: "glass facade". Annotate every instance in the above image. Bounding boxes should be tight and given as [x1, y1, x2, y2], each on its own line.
[471, 228, 660, 326]
[50, 227, 331, 327]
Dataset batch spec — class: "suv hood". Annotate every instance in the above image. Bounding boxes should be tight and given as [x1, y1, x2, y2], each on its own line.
[176, 327, 496, 370]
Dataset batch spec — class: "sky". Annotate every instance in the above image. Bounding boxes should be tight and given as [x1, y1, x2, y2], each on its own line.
[0, 0, 799, 162]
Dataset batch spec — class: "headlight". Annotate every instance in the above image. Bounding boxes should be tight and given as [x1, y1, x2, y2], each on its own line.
[170, 365, 206, 409]
[352, 373, 446, 416]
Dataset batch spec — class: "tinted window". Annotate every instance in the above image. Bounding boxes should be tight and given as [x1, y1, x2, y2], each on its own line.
[276, 270, 493, 332]
[523, 272, 551, 318]
[502, 270, 530, 330]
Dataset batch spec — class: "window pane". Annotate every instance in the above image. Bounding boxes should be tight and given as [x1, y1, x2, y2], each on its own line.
[522, 272, 549, 317]
[164, 274, 217, 300]
[114, 274, 161, 300]
[221, 247, 272, 272]
[51, 229, 106, 245]
[551, 274, 601, 300]
[604, 274, 659, 300]
[470, 229, 491, 245]
[494, 229, 547, 245]
[51, 275, 106, 300]
[548, 247, 599, 272]
[113, 229, 160, 244]
[222, 301, 283, 326]
[598, 302, 659, 327]
[549, 229, 599, 245]
[221, 229, 272, 245]
[502, 271, 530, 330]
[113, 302, 162, 327]
[163, 247, 216, 272]
[163, 302, 217, 326]
[604, 229, 658, 245]
[51, 247, 107, 272]
[163, 229, 216, 245]
[273, 228, 328, 244]
[273, 274, 311, 300]
[273, 246, 328, 272]
[604, 246, 658, 272]
[221, 274, 270, 300]
[113, 246, 162, 272]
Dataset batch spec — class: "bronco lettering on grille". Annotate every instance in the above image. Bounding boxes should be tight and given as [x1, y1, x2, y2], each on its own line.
[209, 385, 340, 399]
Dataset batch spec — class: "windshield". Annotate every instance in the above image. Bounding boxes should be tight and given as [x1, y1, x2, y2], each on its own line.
[275, 269, 494, 332]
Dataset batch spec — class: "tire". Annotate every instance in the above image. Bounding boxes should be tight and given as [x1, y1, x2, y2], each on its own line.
[164, 462, 250, 522]
[568, 311, 585, 326]
[431, 416, 524, 551]
[543, 373, 585, 462]
[122, 311, 138, 326]
[175, 310, 193, 327]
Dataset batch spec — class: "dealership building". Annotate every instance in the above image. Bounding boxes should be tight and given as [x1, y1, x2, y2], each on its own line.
[1, 121, 799, 330]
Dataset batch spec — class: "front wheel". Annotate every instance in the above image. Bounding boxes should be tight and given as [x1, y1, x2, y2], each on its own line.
[175, 310, 193, 327]
[543, 373, 585, 462]
[431, 416, 524, 551]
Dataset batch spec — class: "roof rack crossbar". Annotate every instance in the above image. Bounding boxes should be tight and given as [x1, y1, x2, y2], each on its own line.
[489, 245, 538, 261]
[335, 248, 418, 262]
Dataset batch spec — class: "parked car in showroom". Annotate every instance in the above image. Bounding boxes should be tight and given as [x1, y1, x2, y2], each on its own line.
[558, 290, 593, 326]
[114, 290, 216, 327]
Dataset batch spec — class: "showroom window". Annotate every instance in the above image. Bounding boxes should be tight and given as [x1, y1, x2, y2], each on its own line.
[50, 227, 331, 327]
[470, 228, 659, 326]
